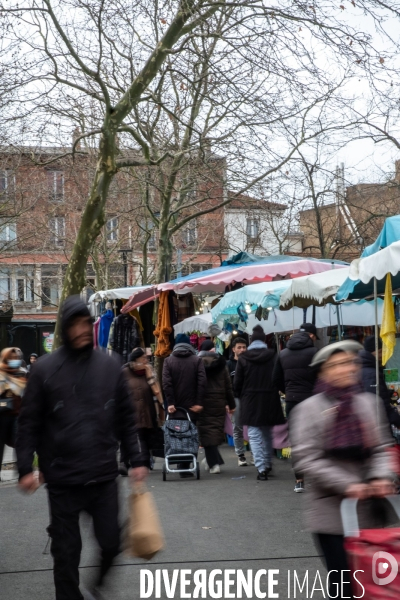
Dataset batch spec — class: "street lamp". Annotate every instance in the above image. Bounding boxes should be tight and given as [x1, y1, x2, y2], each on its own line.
[118, 248, 133, 287]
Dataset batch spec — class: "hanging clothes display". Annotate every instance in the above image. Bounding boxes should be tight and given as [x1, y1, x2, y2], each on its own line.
[98, 309, 114, 348]
[139, 301, 155, 348]
[154, 291, 172, 357]
[93, 317, 100, 348]
[109, 313, 141, 363]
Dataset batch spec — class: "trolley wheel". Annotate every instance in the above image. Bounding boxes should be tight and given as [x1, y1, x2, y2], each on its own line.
[162, 464, 167, 481]
[196, 462, 200, 480]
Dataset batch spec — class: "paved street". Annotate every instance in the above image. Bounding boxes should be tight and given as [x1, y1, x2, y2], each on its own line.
[0, 446, 326, 600]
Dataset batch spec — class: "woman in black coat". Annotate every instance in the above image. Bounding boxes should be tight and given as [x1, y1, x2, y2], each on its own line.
[197, 341, 235, 474]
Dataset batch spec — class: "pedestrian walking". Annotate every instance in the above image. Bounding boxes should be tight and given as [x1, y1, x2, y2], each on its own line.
[26, 352, 38, 373]
[122, 347, 164, 469]
[162, 333, 206, 477]
[198, 341, 235, 474]
[227, 337, 253, 466]
[291, 340, 394, 599]
[16, 296, 148, 600]
[273, 323, 318, 492]
[234, 325, 285, 481]
[360, 335, 400, 428]
[0, 347, 26, 477]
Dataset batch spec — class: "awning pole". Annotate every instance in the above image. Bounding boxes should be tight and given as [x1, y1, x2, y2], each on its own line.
[374, 277, 380, 423]
[337, 305, 342, 341]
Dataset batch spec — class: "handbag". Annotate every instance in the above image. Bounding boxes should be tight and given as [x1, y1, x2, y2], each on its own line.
[0, 393, 14, 413]
[125, 483, 164, 560]
[341, 496, 400, 598]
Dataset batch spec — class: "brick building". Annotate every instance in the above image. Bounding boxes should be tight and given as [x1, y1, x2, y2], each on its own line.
[299, 160, 400, 260]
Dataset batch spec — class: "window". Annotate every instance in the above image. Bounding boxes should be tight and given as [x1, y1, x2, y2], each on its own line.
[0, 268, 10, 301]
[49, 217, 65, 246]
[16, 269, 34, 303]
[184, 219, 197, 246]
[48, 171, 64, 202]
[0, 219, 17, 245]
[0, 171, 15, 198]
[246, 218, 259, 241]
[106, 217, 118, 242]
[41, 265, 60, 308]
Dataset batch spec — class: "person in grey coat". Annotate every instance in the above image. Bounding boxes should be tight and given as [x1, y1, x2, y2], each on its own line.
[291, 340, 394, 599]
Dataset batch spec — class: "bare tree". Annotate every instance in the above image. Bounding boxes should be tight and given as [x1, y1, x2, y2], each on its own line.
[1, 0, 399, 343]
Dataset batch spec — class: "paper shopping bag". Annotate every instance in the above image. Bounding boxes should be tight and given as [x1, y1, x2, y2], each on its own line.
[125, 485, 164, 560]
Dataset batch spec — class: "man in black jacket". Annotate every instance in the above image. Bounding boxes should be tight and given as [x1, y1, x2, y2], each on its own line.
[234, 326, 285, 481]
[227, 337, 251, 466]
[16, 296, 148, 600]
[360, 335, 400, 428]
[273, 323, 318, 493]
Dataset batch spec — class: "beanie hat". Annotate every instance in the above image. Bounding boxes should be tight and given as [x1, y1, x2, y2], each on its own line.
[200, 340, 215, 352]
[363, 335, 382, 353]
[175, 334, 190, 346]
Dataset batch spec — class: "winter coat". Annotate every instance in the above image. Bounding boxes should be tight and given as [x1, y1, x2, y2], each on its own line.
[123, 364, 157, 430]
[16, 296, 146, 486]
[360, 349, 400, 428]
[162, 344, 207, 416]
[197, 352, 235, 447]
[272, 332, 318, 404]
[291, 391, 393, 534]
[227, 358, 237, 385]
[98, 309, 114, 348]
[234, 347, 285, 427]
[109, 313, 141, 363]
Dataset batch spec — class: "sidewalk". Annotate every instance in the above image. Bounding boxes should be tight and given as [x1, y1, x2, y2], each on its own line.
[0, 445, 325, 599]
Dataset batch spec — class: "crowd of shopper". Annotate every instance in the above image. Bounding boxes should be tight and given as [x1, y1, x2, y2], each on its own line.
[1, 298, 398, 600]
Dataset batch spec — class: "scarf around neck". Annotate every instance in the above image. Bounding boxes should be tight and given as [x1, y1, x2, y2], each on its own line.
[314, 379, 370, 460]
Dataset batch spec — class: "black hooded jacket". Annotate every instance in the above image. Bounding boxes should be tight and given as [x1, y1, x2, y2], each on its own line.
[162, 343, 207, 415]
[234, 347, 285, 427]
[197, 352, 235, 447]
[272, 332, 318, 404]
[16, 296, 146, 485]
[360, 349, 400, 428]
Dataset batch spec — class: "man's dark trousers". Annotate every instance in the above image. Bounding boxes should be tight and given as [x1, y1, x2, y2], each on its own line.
[47, 479, 120, 600]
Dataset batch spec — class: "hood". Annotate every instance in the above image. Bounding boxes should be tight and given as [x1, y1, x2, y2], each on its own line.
[241, 348, 275, 364]
[199, 351, 226, 372]
[286, 331, 314, 351]
[61, 295, 92, 349]
[102, 309, 114, 321]
[172, 343, 196, 357]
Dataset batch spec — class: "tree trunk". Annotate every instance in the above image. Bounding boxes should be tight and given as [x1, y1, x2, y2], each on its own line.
[53, 130, 117, 347]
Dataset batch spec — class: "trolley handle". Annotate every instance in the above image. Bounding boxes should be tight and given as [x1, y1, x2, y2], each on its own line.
[166, 406, 192, 422]
[341, 495, 400, 538]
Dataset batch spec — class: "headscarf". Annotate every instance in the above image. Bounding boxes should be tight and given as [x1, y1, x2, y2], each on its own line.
[0, 348, 27, 397]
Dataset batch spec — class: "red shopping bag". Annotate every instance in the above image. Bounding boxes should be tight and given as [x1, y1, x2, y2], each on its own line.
[341, 497, 400, 599]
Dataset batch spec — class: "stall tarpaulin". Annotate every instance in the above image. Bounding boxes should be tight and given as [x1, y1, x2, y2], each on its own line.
[158, 255, 348, 295]
[89, 286, 153, 302]
[279, 267, 350, 308]
[173, 312, 212, 335]
[336, 216, 400, 301]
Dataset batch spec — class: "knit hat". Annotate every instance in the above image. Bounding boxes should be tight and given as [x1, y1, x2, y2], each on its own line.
[200, 340, 215, 352]
[174, 334, 190, 346]
[363, 335, 382, 353]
